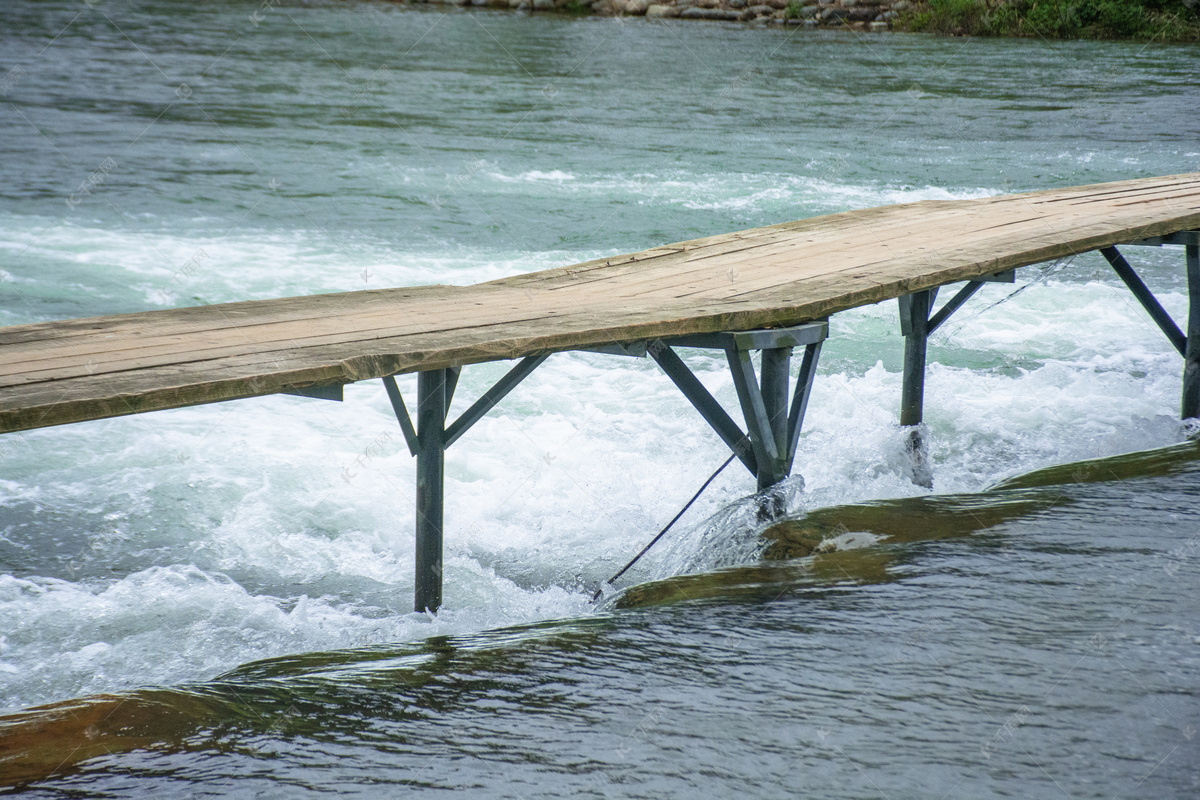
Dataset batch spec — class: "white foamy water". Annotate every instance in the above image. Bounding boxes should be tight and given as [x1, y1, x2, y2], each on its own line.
[0, 184, 1191, 712]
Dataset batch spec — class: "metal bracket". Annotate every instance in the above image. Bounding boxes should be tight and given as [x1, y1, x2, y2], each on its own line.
[726, 346, 781, 485]
[899, 288, 938, 337]
[282, 383, 345, 401]
[1124, 231, 1200, 248]
[580, 342, 648, 358]
[927, 283, 977, 334]
[650, 342, 758, 475]
[902, 271, 1016, 337]
[444, 366, 461, 416]
[663, 322, 827, 351]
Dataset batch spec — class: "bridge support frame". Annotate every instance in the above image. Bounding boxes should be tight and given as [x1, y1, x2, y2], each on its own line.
[647, 322, 827, 492]
[1105, 235, 1200, 420]
[897, 271, 1014, 488]
[382, 322, 827, 613]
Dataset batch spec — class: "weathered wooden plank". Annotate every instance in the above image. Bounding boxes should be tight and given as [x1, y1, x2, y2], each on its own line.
[1, 173, 1199, 434]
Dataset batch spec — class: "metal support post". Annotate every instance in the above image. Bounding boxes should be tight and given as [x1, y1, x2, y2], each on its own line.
[760, 347, 792, 468]
[726, 347, 783, 492]
[754, 346, 792, 516]
[899, 289, 936, 489]
[899, 289, 935, 427]
[1184, 244, 1200, 420]
[385, 357, 549, 613]
[415, 369, 447, 613]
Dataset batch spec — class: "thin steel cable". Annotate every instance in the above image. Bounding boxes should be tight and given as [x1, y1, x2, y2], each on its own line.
[592, 452, 737, 602]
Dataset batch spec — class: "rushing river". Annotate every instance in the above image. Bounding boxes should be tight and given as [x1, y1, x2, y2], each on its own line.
[2, 0, 1199, 795]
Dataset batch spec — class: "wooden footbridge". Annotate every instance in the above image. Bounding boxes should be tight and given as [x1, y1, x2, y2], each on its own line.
[3, 173, 1200, 611]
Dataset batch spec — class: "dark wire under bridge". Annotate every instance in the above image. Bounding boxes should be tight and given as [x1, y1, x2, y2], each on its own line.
[592, 452, 738, 603]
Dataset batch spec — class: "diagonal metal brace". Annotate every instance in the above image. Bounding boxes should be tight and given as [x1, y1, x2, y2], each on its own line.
[649, 342, 758, 475]
[927, 281, 983, 334]
[726, 346, 781, 485]
[382, 375, 420, 456]
[444, 366, 461, 416]
[649, 322, 827, 488]
[910, 270, 1014, 337]
[444, 354, 548, 448]
[784, 341, 822, 475]
[1101, 246, 1186, 356]
[384, 358, 548, 454]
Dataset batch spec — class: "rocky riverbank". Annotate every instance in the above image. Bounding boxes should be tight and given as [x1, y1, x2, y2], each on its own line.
[408, 0, 914, 31]
[399, 0, 1200, 40]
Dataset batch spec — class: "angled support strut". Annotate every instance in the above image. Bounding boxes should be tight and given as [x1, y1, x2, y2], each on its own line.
[1101, 244, 1200, 419]
[650, 321, 827, 493]
[895, 272, 1016, 489]
[383, 355, 550, 613]
[1101, 247, 1186, 356]
[649, 343, 758, 475]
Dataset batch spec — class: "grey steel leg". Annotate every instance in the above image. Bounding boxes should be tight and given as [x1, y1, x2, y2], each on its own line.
[415, 369, 446, 613]
[899, 290, 936, 489]
[757, 347, 793, 492]
[1184, 244, 1200, 420]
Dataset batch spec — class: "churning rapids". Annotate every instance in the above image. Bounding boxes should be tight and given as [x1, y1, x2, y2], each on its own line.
[1, 1, 1198, 796]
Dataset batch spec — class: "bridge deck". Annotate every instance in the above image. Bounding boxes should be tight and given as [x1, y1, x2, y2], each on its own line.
[3, 172, 1200, 434]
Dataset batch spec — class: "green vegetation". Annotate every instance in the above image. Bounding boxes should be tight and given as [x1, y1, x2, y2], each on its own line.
[899, 0, 1200, 41]
[784, 0, 805, 19]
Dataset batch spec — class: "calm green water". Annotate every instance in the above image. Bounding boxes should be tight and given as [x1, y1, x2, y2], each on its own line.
[1, 0, 1199, 796]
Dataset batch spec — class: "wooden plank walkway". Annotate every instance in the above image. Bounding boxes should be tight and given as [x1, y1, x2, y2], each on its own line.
[3, 172, 1200, 435]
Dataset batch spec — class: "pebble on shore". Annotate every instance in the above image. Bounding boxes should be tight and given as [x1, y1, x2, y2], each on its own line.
[407, 0, 914, 29]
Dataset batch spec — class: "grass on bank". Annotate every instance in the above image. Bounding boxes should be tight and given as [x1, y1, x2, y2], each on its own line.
[899, 0, 1200, 41]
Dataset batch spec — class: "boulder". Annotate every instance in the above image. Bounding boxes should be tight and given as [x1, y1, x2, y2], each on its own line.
[680, 6, 741, 19]
[646, 2, 679, 15]
[624, 0, 650, 12]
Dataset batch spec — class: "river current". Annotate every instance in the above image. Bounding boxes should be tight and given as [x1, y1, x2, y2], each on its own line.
[1, 1, 1199, 796]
